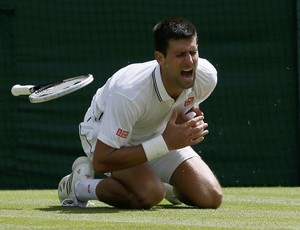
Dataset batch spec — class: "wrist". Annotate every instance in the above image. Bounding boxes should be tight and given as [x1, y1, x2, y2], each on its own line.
[142, 135, 169, 161]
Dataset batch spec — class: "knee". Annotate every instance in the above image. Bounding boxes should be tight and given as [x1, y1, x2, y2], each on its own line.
[132, 182, 165, 209]
[178, 184, 223, 209]
[207, 186, 223, 209]
[197, 178, 223, 209]
[201, 185, 223, 209]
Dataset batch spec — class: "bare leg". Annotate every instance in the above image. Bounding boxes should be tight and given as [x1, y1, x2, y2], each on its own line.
[95, 163, 165, 209]
[170, 156, 223, 208]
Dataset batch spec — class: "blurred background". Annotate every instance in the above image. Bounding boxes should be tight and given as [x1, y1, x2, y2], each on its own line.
[0, 0, 298, 189]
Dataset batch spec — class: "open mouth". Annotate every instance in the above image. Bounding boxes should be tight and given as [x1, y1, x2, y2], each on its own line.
[181, 69, 193, 79]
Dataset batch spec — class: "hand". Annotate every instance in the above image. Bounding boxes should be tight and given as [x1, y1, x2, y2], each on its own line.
[176, 107, 204, 124]
[163, 110, 209, 150]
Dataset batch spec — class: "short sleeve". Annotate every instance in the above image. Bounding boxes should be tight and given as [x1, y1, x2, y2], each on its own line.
[195, 58, 218, 103]
[96, 92, 140, 148]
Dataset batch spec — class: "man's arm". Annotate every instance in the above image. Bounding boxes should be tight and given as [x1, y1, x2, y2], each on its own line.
[93, 140, 147, 173]
[92, 110, 208, 173]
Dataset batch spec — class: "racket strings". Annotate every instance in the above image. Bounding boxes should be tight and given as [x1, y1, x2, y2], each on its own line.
[29, 75, 93, 103]
[35, 79, 83, 96]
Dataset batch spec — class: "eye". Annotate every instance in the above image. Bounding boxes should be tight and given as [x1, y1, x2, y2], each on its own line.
[176, 52, 185, 57]
[190, 50, 198, 56]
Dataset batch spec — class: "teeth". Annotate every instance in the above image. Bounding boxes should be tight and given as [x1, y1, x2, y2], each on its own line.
[182, 68, 193, 72]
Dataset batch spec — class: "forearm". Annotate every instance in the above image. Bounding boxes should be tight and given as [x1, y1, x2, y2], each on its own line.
[93, 140, 148, 173]
[93, 135, 170, 173]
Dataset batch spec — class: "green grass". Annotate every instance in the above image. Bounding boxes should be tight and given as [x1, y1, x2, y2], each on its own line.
[0, 187, 299, 229]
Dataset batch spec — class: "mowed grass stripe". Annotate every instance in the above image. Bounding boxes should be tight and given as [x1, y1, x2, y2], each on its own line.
[0, 187, 299, 229]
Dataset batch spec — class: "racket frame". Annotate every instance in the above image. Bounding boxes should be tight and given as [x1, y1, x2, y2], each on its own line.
[28, 74, 93, 103]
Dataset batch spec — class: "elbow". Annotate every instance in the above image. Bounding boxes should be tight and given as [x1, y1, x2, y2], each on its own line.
[93, 140, 115, 173]
[209, 72, 217, 92]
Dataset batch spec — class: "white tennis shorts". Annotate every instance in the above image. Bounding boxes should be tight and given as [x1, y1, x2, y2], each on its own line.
[148, 146, 199, 183]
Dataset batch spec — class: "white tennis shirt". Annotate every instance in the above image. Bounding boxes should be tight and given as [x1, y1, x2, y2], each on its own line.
[81, 58, 217, 153]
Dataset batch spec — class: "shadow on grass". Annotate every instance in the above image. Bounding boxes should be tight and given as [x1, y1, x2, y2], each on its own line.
[156, 204, 198, 209]
[37, 205, 121, 214]
[36, 203, 197, 214]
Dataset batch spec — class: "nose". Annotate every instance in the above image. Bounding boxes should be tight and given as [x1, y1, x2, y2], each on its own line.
[185, 53, 193, 65]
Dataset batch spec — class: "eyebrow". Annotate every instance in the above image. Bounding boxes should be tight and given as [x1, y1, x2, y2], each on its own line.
[174, 48, 198, 54]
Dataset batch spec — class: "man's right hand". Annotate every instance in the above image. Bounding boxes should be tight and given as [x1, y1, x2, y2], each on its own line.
[163, 110, 209, 151]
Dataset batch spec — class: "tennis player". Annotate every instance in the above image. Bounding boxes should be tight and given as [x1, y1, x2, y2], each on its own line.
[58, 17, 223, 209]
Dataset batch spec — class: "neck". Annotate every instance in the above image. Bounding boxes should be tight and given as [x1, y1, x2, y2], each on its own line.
[161, 77, 183, 100]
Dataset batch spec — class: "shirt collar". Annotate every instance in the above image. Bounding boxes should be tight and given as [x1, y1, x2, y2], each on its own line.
[152, 65, 194, 102]
[152, 65, 172, 102]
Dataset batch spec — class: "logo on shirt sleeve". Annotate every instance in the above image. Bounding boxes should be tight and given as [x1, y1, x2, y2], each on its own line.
[116, 128, 129, 138]
[184, 97, 195, 106]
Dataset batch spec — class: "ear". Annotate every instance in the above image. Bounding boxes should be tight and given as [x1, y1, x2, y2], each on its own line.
[154, 51, 165, 65]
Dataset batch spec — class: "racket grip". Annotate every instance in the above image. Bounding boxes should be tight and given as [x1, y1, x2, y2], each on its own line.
[11, 84, 34, 96]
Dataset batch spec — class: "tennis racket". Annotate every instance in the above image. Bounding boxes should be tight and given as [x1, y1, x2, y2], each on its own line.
[11, 74, 94, 103]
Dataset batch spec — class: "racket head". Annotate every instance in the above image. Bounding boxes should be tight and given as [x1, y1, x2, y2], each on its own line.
[29, 74, 94, 103]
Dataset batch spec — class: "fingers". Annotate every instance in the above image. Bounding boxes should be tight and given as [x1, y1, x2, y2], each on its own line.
[183, 115, 204, 128]
[191, 126, 209, 140]
[181, 118, 209, 146]
[190, 107, 204, 117]
[188, 129, 209, 146]
[169, 110, 178, 124]
[164, 110, 209, 150]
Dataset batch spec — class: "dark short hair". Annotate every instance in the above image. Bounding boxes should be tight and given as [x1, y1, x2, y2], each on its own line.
[153, 17, 197, 56]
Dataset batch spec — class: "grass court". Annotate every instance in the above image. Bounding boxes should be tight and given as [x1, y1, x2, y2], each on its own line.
[0, 187, 299, 229]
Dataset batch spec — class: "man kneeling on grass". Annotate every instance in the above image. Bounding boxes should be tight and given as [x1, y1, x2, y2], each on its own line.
[58, 17, 223, 209]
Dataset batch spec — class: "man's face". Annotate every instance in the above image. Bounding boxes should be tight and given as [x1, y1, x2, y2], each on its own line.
[156, 36, 198, 99]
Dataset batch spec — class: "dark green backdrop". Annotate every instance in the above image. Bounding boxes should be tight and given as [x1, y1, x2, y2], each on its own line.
[0, 0, 298, 189]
